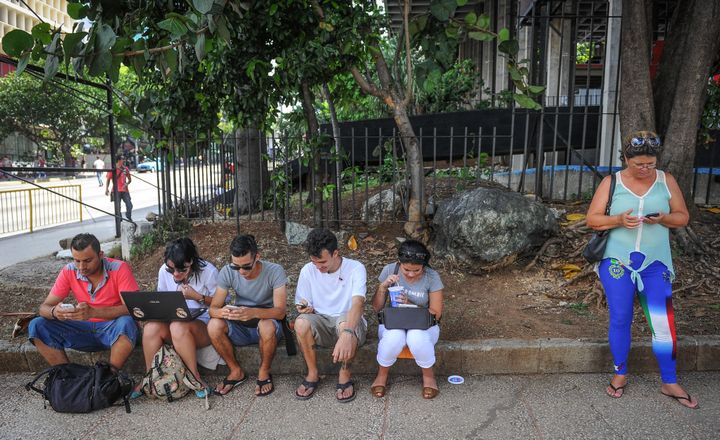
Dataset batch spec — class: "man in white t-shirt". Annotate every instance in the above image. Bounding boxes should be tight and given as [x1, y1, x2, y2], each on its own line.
[92, 156, 105, 187]
[293, 228, 367, 403]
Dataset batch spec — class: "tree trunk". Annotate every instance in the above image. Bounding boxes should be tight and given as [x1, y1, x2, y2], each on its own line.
[653, 0, 720, 204]
[232, 127, 270, 216]
[618, 0, 655, 140]
[300, 81, 324, 227]
[322, 82, 342, 229]
[393, 104, 425, 237]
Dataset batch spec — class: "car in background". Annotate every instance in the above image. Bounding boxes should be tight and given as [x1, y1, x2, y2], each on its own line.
[136, 158, 162, 173]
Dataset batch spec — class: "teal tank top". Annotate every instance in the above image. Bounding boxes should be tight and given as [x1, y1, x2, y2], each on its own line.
[603, 170, 674, 289]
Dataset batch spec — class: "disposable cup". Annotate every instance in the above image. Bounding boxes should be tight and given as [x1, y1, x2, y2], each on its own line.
[388, 285, 404, 307]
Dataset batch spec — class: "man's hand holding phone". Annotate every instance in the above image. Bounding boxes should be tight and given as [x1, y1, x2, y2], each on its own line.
[222, 304, 253, 321]
[296, 299, 314, 314]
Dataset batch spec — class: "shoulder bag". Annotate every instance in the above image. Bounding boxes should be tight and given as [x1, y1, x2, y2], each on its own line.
[582, 173, 617, 263]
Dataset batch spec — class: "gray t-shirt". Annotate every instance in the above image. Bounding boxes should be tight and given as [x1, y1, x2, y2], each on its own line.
[377, 263, 444, 308]
[217, 260, 287, 307]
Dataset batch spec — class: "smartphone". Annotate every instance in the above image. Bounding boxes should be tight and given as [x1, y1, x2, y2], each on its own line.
[644, 212, 660, 218]
[224, 305, 241, 310]
[59, 303, 75, 311]
[298, 303, 308, 309]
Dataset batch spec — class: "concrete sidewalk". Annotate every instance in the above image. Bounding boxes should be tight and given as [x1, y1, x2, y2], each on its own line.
[2, 371, 718, 439]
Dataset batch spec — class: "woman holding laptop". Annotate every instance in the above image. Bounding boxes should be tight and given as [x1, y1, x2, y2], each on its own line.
[132, 237, 219, 399]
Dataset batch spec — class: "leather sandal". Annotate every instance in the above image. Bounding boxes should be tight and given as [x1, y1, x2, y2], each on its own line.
[370, 385, 386, 398]
[422, 387, 439, 399]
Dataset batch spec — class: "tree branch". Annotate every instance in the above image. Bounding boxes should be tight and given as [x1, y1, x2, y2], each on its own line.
[350, 66, 385, 100]
[401, 0, 413, 108]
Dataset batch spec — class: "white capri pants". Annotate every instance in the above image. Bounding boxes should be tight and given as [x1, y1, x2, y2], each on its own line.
[376, 324, 440, 369]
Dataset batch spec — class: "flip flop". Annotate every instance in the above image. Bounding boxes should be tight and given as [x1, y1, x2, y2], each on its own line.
[215, 375, 247, 396]
[295, 379, 319, 400]
[256, 375, 274, 397]
[661, 392, 699, 409]
[606, 381, 627, 398]
[336, 381, 356, 403]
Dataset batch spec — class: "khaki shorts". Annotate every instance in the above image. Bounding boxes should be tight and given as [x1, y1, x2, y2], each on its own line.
[296, 313, 367, 348]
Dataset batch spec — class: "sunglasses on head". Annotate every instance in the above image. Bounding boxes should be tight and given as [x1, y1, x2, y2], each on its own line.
[629, 136, 661, 148]
[165, 264, 191, 274]
[229, 258, 256, 271]
[399, 251, 429, 261]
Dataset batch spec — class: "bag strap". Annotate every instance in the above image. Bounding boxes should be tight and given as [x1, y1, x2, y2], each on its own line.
[25, 364, 58, 394]
[604, 173, 617, 215]
[281, 317, 297, 356]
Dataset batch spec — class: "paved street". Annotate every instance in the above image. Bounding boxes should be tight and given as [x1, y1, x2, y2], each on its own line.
[1, 371, 717, 439]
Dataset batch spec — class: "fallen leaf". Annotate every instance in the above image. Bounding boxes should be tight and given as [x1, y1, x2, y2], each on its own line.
[566, 213, 586, 222]
[347, 235, 358, 251]
[704, 207, 720, 214]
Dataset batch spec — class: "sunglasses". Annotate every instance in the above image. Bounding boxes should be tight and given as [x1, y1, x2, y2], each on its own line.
[629, 161, 656, 170]
[165, 264, 191, 274]
[629, 136, 661, 148]
[229, 258, 256, 272]
[399, 251, 429, 261]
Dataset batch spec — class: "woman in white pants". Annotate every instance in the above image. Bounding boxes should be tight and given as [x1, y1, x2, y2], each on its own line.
[370, 240, 444, 399]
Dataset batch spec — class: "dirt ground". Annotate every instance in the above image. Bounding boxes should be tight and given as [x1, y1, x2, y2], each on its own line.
[2, 202, 719, 343]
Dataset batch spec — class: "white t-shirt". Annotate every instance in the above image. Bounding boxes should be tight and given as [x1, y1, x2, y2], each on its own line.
[295, 257, 366, 317]
[157, 260, 218, 322]
[93, 159, 105, 170]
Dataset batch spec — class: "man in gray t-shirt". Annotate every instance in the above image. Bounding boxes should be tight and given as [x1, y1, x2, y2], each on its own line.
[207, 235, 288, 397]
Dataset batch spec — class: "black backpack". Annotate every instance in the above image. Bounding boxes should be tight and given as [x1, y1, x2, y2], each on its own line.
[26, 361, 133, 413]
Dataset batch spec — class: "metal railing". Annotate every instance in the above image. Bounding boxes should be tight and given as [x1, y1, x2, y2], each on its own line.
[0, 184, 83, 234]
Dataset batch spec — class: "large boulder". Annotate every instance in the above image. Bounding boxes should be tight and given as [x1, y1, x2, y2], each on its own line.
[432, 187, 558, 264]
[285, 221, 313, 246]
[361, 186, 404, 222]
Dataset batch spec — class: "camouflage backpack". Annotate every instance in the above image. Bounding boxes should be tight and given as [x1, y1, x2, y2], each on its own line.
[141, 344, 207, 407]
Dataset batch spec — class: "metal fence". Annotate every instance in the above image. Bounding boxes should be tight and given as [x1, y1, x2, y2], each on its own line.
[0, 184, 82, 235]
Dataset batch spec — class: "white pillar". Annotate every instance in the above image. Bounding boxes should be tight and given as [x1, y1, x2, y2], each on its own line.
[599, 0, 622, 168]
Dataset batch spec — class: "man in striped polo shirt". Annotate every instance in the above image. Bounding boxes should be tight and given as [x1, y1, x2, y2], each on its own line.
[28, 233, 139, 370]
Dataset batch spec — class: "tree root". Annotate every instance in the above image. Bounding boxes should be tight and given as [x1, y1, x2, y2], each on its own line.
[525, 237, 563, 270]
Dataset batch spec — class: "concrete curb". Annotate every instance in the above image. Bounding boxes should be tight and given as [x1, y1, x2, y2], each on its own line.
[2, 336, 718, 376]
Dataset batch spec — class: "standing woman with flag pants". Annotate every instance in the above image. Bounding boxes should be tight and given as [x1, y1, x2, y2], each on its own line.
[586, 130, 697, 409]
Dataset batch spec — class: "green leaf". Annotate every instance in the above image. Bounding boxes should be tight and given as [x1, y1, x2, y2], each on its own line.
[89, 51, 111, 76]
[457, 0, 468, 5]
[445, 24, 459, 39]
[423, 68, 442, 93]
[468, 31, 495, 41]
[192, 0, 214, 14]
[430, 0, 457, 21]
[95, 24, 116, 51]
[514, 93, 541, 110]
[194, 32, 206, 61]
[464, 12, 477, 25]
[527, 85, 546, 94]
[44, 54, 59, 78]
[109, 55, 122, 82]
[416, 15, 428, 31]
[165, 48, 178, 72]
[2, 30, 34, 58]
[31, 23, 52, 45]
[63, 32, 87, 58]
[509, 66, 523, 81]
[498, 39, 519, 56]
[269, 4, 278, 16]
[498, 28, 510, 42]
[477, 14, 490, 29]
[158, 17, 189, 38]
[16, 53, 30, 75]
[216, 17, 231, 43]
[67, 2, 87, 20]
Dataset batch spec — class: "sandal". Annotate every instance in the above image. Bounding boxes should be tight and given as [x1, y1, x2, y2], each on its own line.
[606, 381, 627, 399]
[215, 374, 247, 396]
[295, 379, 319, 400]
[422, 387, 439, 400]
[255, 375, 274, 397]
[370, 385, 386, 398]
[661, 392, 699, 409]
[336, 381, 356, 403]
